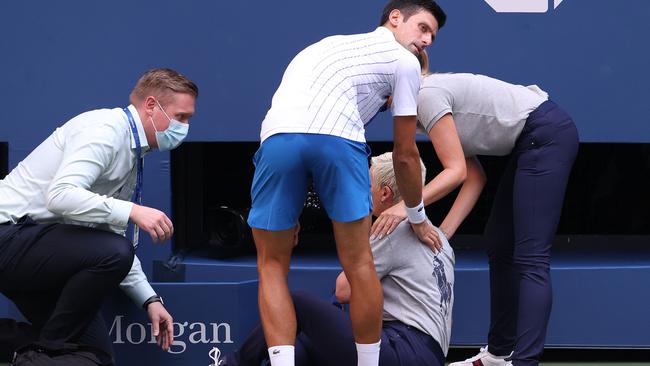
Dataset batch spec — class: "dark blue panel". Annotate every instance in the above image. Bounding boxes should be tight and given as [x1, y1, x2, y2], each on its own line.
[150, 247, 650, 348]
[103, 282, 259, 365]
[4, 248, 650, 357]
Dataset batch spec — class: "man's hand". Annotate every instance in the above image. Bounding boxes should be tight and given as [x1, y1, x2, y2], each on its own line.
[370, 201, 407, 240]
[130, 205, 174, 243]
[147, 302, 173, 351]
[410, 220, 441, 253]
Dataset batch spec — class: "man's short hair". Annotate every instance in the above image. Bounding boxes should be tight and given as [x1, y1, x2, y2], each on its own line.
[379, 0, 447, 29]
[371, 152, 426, 203]
[129, 68, 199, 106]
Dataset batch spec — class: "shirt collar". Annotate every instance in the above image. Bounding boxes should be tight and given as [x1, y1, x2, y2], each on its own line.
[125, 104, 151, 154]
[375, 26, 397, 41]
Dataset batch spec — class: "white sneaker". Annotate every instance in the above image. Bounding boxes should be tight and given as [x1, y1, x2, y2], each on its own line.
[448, 346, 512, 366]
[208, 347, 226, 366]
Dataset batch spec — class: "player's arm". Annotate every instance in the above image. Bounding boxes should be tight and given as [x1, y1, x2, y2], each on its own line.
[390, 53, 425, 209]
[387, 53, 440, 251]
[392, 115, 424, 208]
[392, 116, 441, 252]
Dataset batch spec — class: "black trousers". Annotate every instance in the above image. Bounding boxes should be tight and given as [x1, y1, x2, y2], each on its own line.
[0, 218, 134, 362]
[485, 101, 579, 366]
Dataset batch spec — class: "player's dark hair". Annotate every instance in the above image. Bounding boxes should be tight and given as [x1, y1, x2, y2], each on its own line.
[379, 0, 447, 29]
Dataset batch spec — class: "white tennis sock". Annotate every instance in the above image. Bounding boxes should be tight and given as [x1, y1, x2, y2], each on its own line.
[268, 345, 294, 366]
[356, 340, 381, 366]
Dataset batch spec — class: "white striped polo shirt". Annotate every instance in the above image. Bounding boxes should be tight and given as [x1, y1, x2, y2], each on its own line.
[260, 26, 421, 143]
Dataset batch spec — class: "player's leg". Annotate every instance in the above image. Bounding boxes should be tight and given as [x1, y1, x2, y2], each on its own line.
[248, 134, 311, 366]
[252, 228, 298, 346]
[310, 135, 382, 366]
[222, 319, 322, 366]
[331, 217, 382, 344]
[332, 218, 383, 366]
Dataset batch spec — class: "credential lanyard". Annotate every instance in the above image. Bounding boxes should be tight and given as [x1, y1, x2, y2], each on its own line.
[123, 107, 143, 249]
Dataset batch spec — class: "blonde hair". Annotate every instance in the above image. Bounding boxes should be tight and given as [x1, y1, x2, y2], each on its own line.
[129, 68, 198, 106]
[370, 152, 426, 203]
[417, 49, 431, 77]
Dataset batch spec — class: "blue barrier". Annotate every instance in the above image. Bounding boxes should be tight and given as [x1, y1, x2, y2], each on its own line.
[452, 248, 650, 347]
[3, 244, 648, 364]
[103, 281, 259, 365]
[146, 245, 650, 357]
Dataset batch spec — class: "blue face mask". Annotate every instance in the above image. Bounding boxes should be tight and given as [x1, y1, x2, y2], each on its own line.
[151, 100, 189, 151]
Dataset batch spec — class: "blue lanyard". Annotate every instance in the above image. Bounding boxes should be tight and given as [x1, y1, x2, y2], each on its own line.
[123, 107, 143, 205]
[123, 107, 143, 249]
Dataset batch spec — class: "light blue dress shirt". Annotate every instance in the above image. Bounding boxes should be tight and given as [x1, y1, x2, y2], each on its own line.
[0, 104, 156, 306]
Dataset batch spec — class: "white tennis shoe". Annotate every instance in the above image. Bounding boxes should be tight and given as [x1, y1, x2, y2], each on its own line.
[448, 346, 512, 366]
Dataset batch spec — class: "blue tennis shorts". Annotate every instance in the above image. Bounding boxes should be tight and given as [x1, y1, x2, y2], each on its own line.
[247, 133, 372, 231]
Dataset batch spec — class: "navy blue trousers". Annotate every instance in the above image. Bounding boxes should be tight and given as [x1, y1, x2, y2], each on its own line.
[227, 291, 445, 366]
[485, 101, 579, 366]
[0, 218, 134, 363]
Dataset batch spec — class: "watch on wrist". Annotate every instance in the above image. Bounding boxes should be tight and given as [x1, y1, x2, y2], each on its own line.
[142, 295, 164, 310]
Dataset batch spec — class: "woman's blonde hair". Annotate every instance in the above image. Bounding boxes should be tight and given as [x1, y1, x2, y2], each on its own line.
[417, 49, 432, 77]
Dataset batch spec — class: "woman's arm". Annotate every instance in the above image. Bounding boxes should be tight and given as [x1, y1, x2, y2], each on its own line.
[371, 113, 466, 238]
[439, 156, 486, 239]
[421, 113, 468, 205]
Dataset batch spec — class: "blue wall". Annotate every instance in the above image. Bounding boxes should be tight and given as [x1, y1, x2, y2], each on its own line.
[1, 0, 650, 148]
